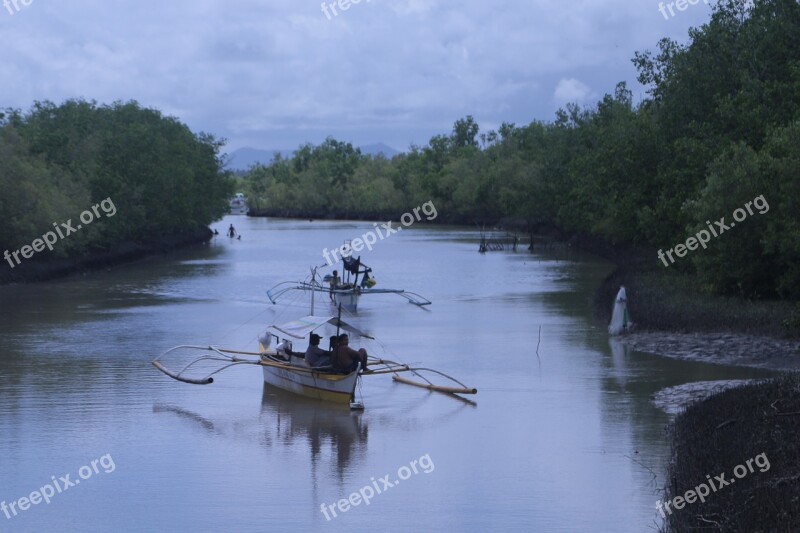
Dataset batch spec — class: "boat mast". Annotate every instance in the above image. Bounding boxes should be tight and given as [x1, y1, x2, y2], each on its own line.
[310, 266, 317, 315]
[353, 256, 361, 287]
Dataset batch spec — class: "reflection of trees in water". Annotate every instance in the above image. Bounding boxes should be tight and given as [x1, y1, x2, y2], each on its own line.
[259, 385, 368, 480]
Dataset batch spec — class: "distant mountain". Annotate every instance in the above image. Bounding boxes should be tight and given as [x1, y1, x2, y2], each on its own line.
[225, 148, 294, 170]
[358, 143, 401, 158]
[226, 142, 402, 170]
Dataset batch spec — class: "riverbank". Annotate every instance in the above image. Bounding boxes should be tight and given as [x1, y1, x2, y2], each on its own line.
[661, 375, 800, 531]
[596, 264, 799, 338]
[248, 208, 542, 229]
[248, 207, 466, 223]
[625, 331, 800, 372]
[0, 226, 212, 285]
[587, 250, 800, 530]
[594, 261, 800, 372]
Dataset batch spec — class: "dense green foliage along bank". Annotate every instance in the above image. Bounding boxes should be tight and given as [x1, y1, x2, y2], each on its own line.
[0, 100, 233, 262]
[244, 0, 800, 300]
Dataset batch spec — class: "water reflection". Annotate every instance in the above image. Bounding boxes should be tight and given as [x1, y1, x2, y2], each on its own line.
[0, 245, 227, 332]
[151, 389, 369, 475]
[609, 337, 631, 390]
[153, 404, 220, 434]
[259, 384, 368, 478]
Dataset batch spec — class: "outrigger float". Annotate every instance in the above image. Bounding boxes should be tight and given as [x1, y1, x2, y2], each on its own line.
[152, 314, 477, 409]
[267, 257, 431, 312]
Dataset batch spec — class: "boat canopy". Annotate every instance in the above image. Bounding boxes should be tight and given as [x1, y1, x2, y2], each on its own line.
[270, 315, 374, 340]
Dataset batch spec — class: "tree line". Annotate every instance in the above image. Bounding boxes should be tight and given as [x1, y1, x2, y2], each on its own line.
[0, 100, 233, 260]
[243, 0, 800, 299]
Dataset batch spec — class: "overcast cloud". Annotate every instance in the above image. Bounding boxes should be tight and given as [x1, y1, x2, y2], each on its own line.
[0, 0, 713, 153]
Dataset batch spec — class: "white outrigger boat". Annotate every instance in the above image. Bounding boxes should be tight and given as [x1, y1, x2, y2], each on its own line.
[229, 192, 247, 215]
[267, 257, 431, 312]
[152, 313, 476, 409]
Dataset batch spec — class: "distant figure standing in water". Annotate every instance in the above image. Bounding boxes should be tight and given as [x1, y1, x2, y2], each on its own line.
[228, 224, 236, 238]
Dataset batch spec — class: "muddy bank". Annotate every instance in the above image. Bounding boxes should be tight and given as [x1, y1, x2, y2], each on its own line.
[0, 226, 212, 285]
[594, 260, 799, 376]
[652, 379, 763, 416]
[623, 331, 800, 372]
[662, 376, 800, 532]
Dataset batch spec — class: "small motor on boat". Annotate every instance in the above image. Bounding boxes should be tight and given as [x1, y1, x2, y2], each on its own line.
[275, 340, 293, 356]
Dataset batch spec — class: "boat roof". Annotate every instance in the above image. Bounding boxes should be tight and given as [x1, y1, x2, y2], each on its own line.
[269, 315, 373, 340]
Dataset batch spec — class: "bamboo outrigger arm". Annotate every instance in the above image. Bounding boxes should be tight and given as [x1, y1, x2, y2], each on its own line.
[152, 344, 367, 384]
[392, 375, 477, 395]
[151, 361, 215, 385]
[266, 281, 432, 307]
[151, 345, 263, 385]
[364, 357, 478, 396]
[152, 347, 477, 399]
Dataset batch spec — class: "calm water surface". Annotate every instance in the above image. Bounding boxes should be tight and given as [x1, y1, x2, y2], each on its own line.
[0, 217, 772, 532]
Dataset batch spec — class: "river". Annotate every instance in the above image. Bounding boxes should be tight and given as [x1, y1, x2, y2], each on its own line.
[0, 216, 773, 532]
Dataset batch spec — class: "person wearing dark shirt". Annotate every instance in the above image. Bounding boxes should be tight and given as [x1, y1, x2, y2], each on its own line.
[305, 333, 331, 367]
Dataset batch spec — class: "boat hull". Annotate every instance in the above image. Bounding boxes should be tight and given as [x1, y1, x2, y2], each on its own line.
[332, 291, 359, 312]
[262, 364, 359, 404]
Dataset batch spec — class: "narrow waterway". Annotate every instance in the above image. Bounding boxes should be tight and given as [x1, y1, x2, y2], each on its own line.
[0, 216, 774, 532]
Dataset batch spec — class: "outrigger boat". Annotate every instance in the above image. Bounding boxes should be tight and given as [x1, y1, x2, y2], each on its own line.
[152, 313, 476, 409]
[267, 256, 431, 312]
[228, 192, 247, 215]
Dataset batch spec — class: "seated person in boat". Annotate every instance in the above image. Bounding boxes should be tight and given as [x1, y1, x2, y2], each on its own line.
[305, 333, 331, 368]
[332, 334, 369, 373]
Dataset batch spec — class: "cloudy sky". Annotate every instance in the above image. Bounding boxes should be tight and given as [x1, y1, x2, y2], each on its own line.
[1, 0, 714, 154]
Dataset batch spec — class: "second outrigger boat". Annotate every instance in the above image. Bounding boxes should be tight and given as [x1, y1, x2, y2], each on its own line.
[152, 313, 476, 409]
[267, 256, 431, 312]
